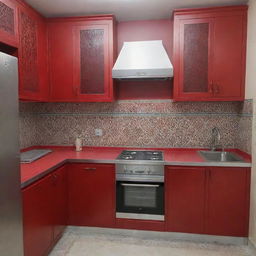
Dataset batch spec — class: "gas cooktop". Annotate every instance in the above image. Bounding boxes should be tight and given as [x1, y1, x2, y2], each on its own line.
[117, 150, 163, 161]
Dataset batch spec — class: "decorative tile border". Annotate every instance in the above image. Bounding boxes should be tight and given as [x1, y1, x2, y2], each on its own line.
[236, 99, 253, 154]
[19, 101, 244, 114]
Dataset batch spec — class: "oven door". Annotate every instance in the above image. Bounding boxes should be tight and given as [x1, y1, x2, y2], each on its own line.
[116, 181, 164, 221]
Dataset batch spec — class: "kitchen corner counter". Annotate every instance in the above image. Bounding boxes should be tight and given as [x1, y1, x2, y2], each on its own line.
[20, 146, 252, 188]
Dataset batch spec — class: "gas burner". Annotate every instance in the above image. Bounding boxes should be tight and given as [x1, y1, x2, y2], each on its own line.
[117, 150, 163, 161]
[124, 156, 134, 160]
[150, 157, 161, 160]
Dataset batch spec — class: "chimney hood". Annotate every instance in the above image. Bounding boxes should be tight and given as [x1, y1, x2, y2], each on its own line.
[112, 40, 173, 80]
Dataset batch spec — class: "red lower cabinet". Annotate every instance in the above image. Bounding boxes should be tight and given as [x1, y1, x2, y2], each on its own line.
[52, 166, 68, 241]
[206, 167, 250, 237]
[68, 163, 115, 227]
[22, 174, 54, 256]
[22, 163, 250, 256]
[22, 165, 67, 256]
[165, 166, 250, 237]
[165, 167, 206, 234]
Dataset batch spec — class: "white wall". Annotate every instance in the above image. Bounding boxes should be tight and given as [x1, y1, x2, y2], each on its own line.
[246, 0, 256, 247]
[246, 0, 256, 99]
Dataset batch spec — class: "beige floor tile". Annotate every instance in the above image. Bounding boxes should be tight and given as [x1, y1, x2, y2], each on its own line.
[50, 229, 253, 256]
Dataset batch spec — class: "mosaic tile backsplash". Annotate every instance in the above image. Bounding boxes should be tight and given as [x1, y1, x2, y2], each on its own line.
[19, 100, 253, 154]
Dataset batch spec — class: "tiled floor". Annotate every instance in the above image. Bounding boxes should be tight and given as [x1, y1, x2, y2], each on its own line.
[49, 227, 255, 256]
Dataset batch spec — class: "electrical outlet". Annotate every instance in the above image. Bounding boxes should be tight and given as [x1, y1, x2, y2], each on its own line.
[95, 129, 103, 136]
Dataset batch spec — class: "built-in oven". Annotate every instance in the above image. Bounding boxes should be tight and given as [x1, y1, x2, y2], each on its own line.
[116, 181, 164, 220]
[116, 162, 164, 221]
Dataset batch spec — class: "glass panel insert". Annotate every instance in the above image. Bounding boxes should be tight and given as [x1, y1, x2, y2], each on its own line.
[20, 12, 38, 92]
[80, 29, 105, 94]
[183, 23, 209, 93]
[0, 2, 14, 35]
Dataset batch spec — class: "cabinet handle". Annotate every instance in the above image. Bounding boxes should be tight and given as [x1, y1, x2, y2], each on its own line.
[214, 84, 220, 94]
[121, 183, 159, 188]
[83, 167, 96, 171]
[209, 81, 214, 94]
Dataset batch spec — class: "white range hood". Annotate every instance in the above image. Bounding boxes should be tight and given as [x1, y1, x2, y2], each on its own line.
[112, 40, 173, 80]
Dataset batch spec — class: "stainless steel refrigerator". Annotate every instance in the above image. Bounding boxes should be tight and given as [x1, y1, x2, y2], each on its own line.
[0, 52, 24, 255]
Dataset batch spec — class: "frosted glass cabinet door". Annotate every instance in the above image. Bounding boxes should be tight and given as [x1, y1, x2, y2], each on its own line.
[18, 6, 49, 102]
[19, 10, 39, 94]
[174, 18, 214, 100]
[0, 0, 18, 46]
[73, 24, 114, 102]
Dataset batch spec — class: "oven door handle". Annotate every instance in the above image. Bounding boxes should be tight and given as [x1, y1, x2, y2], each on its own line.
[121, 183, 160, 188]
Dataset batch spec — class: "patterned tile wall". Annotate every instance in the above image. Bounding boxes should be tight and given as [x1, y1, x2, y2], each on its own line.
[237, 99, 253, 154]
[19, 100, 253, 153]
[19, 103, 38, 149]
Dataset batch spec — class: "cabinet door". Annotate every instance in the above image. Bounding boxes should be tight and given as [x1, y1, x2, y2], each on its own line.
[165, 167, 206, 233]
[52, 166, 68, 241]
[18, 7, 48, 101]
[0, 0, 18, 47]
[68, 163, 115, 227]
[212, 13, 246, 100]
[173, 18, 214, 101]
[207, 167, 250, 236]
[47, 21, 75, 101]
[73, 24, 114, 102]
[22, 175, 54, 256]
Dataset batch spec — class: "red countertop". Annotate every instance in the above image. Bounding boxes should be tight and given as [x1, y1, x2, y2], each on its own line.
[20, 146, 251, 188]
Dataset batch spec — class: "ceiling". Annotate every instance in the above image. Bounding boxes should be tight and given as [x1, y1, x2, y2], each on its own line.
[25, 0, 248, 21]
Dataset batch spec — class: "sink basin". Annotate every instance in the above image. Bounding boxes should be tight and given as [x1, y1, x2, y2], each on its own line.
[198, 151, 244, 162]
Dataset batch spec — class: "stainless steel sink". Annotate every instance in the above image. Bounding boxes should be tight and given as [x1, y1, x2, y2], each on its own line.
[198, 151, 244, 162]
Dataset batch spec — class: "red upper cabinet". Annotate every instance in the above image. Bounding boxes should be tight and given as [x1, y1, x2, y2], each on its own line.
[73, 23, 113, 101]
[48, 16, 116, 102]
[0, 0, 18, 47]
[173, 6, 247, 101]
[18, 4, 48, 101]
[206, 167, 250, 237]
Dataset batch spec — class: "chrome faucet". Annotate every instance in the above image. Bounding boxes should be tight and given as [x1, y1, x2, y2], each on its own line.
[210, 127, 221, 151]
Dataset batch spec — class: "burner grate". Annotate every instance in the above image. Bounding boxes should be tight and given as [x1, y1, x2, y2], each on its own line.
[117, 150, 163, 161]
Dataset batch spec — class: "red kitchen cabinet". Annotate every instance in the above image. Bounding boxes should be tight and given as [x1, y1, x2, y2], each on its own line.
[206, 167, 250, 237]
[173, 6, 247, 101]
[165, 166, 250, 236]
[23, 166, 67, 256]
[68, 163, 115, 227]
[165, 167, 206, 233]
[48, 15, 116, 102]
[52, 166, 68, 241]
[0, 0, 18, 47]
[18, 4, 48, 101]
[22, 174, 54, 256]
